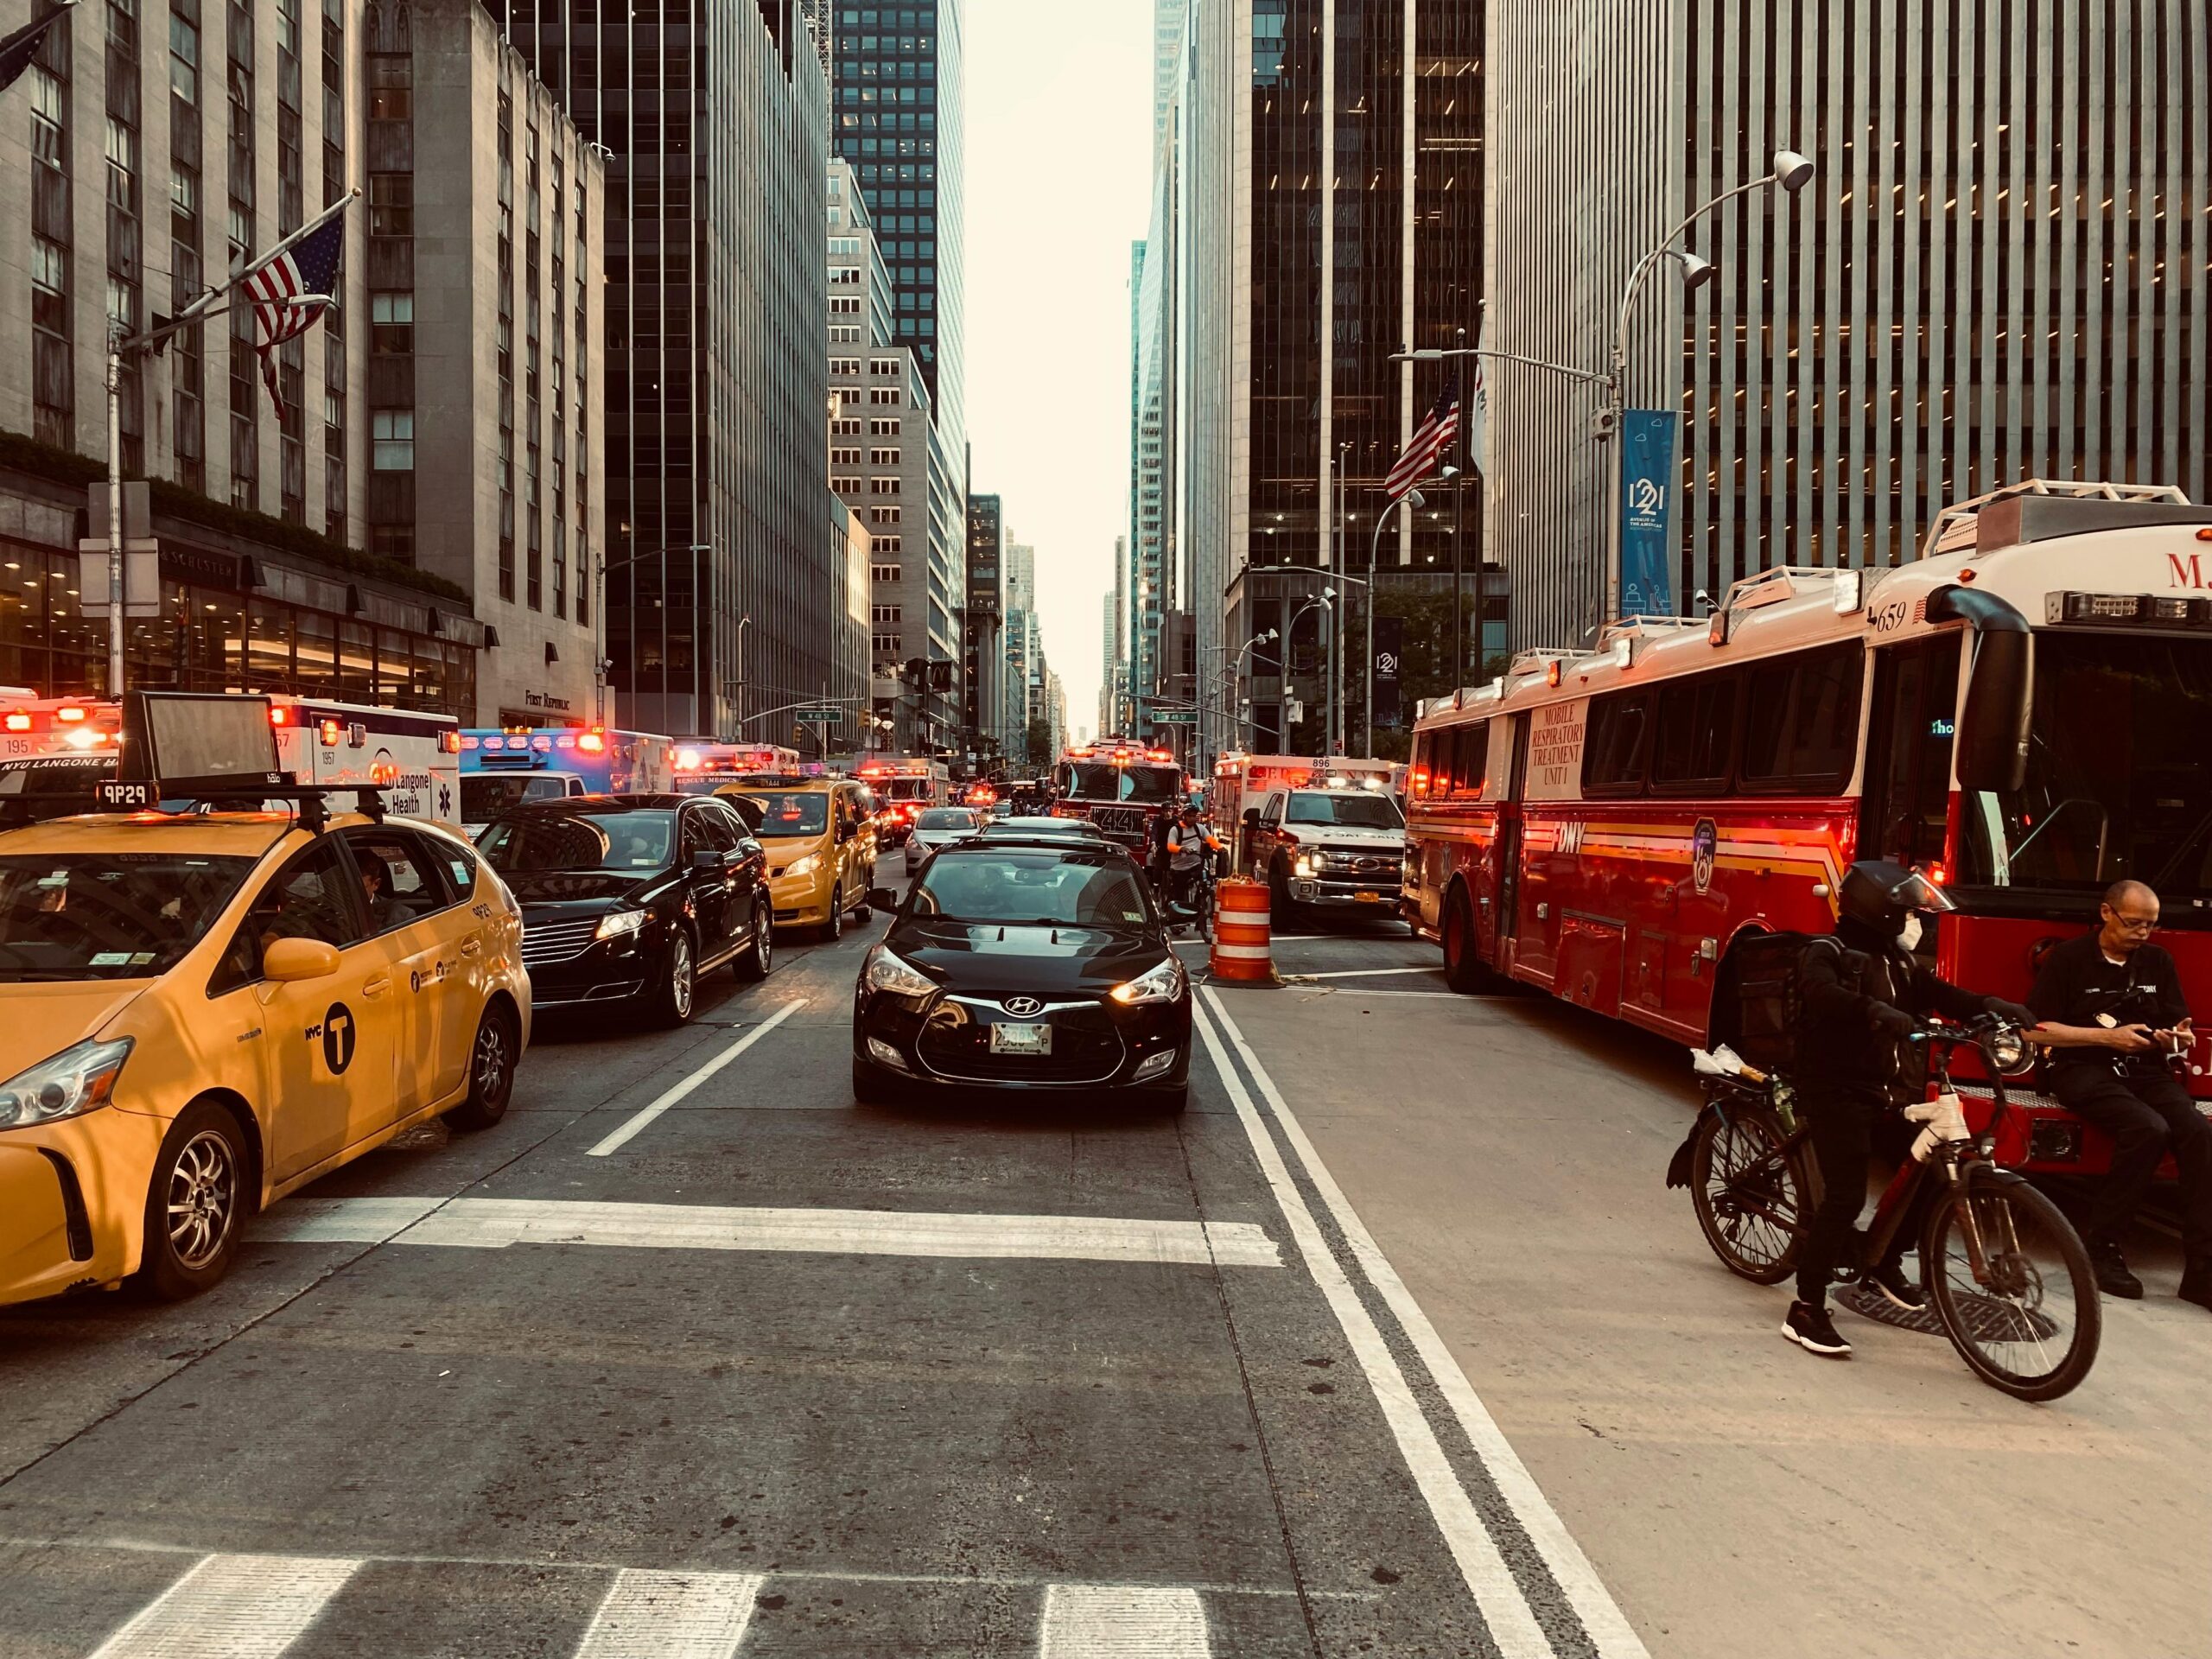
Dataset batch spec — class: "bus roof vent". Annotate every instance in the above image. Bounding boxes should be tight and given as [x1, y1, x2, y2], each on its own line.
[1919, 480, 2203, 561]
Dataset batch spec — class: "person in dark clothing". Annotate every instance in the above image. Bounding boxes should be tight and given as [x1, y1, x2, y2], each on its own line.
[2027, 879, 2209, 1309]
[1144, 809, 1175, 899]
[1782, 860, 2038, 1359]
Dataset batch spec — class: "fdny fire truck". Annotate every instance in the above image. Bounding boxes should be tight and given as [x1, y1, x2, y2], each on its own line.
[1051, 740, 1188, 855]
[1403, 480, 2212, 1179]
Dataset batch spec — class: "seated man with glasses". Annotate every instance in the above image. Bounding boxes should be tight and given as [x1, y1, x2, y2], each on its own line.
[2028, 879, 2209, 1308]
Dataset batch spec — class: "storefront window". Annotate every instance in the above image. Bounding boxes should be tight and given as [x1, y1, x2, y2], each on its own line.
[338, 620, 376, 699]
[246, 601, 294, 687]
[295, 612, 338, 696]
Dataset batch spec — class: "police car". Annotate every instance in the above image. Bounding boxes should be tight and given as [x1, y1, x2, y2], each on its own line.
[0, 693, 529, 1306]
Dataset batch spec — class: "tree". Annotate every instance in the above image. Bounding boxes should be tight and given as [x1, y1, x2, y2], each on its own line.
[1023, 718, 1053, 766]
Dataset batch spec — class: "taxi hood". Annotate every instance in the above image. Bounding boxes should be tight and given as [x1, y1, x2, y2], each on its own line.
[0, 982, 152, 1079]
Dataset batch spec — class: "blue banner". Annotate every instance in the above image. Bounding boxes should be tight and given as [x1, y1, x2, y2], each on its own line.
[1618, 410, 1679, 618]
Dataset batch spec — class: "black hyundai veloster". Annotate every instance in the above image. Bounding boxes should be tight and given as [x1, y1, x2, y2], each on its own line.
[854, 838, 1192, 1111]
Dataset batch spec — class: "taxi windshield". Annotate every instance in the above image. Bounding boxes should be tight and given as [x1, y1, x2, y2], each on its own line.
[736, 793, 830, 837]
[0, 854, 256, 982]
[478, 809, 675, 873]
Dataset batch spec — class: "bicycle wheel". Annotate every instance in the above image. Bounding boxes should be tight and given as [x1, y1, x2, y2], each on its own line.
[1688, 1105, 1813, 1284]
[1923, 1176, 2101, 1402]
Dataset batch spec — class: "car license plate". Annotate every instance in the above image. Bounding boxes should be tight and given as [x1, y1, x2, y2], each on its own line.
[1355, 889, 1381, 903]
[989, 1022, 1052, 1057]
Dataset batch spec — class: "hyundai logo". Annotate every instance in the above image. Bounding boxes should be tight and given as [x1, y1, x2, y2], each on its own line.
[1001, 995, 1045, 1018]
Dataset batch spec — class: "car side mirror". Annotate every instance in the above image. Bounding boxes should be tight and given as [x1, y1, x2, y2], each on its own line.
[263, 937, 341, 982]
[692, 849, 724, 871]
[1243, 807, 1261, 827]
[868, 886, 899, 912]
[1955, 627, 2035, 792]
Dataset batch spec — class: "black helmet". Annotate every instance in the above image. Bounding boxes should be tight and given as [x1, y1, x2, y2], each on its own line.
[1838, 859, 1956, 933]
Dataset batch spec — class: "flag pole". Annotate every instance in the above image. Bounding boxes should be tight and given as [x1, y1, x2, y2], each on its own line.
[101, 188, 356, 696]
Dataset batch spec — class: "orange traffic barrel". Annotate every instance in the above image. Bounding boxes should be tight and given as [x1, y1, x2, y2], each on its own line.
[1211, 877, 1275, 984]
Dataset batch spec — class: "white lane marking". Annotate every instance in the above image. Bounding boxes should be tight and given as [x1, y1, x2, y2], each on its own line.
[256, 1197, 1283, 1268]
[1289, 965, 1443, 980]
[573, 1568, 764, 1659]
[586, 1000, 806, 1156]
[1190, 998, 1551, 1659]
[1203, 988, 1651, 1659]
[1038, 1584, 1210, 1658]
[89, 1553, 359, 1659]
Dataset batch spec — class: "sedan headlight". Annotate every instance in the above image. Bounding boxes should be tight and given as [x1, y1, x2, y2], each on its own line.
[863, 945, 938, 998]
[594, 908, 650, 941]
[0, 1037, 134, 1130]
[785, 853, 821, 879]
[1110, 957, 1187, 1007]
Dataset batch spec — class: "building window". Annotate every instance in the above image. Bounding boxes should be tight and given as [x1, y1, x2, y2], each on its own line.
[371, 408, 414, 469]
[370, 289, 412, 353]
[868, 506, 901, 525]
[368, 172, 410, 236]
[869, 418, 900, 436]
[366, 51, 410, 120]
[873, 535, 901, 556]
[367, 524, 414, 563]
[871, 563, 901, 583]
[869, 448, 899, 465]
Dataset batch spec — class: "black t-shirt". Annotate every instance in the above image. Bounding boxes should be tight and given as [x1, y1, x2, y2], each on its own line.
[2028, 932, 2189, 1069]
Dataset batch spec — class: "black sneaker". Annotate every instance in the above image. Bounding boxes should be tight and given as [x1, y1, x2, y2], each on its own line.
[1783, 1300, 1853, 1357]
[1868, 1259, 1928, 1313]
[2091, 1241, 2145, 1300]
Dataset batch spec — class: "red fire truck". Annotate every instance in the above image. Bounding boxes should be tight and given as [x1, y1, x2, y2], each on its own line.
[1052, 740, 1188, 855]
[1403, 480, 2212, 1177]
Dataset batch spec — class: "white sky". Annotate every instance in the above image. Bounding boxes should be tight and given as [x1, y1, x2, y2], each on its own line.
[963, 0, 1154, 739]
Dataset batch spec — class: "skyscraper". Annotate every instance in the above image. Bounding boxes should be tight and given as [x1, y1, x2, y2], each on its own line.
[829, 2, 964, 475]
[963, 489, 1003, 758]
[1487, 3, 2212, 651]
[485, 1, 849, 739]
[1176, 1, 1487, 758]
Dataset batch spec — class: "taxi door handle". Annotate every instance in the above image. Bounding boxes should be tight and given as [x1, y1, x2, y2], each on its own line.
[362, 976, 391, 998]
[461, 938, 481, 957]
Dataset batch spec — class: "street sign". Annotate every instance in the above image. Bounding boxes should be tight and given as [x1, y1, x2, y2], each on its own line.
[1150, 709, 1198, 725]
[794, 707, 843, 723]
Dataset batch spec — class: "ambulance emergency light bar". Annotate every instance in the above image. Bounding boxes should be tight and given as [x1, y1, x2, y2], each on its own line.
[109, 692, 288, 802]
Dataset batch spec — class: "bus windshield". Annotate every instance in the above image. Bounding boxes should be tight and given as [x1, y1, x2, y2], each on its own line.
[1286, 791, 1404, 830]
[1058, 762, 1183, 804]
[1961, 633, 2212, 903]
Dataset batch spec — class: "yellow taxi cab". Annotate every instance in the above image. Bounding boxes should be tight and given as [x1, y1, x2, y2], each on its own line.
[715, 776, 878, 940]
[0, 802, 529, 1306]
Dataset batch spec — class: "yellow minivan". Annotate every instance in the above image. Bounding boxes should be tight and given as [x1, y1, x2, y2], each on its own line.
[719, 778, 878, 939]
[0, 806, 529, 1306]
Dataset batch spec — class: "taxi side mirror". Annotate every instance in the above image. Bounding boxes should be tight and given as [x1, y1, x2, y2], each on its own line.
[263, 937, 341, 982]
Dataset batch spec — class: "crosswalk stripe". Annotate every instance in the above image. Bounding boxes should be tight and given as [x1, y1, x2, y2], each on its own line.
[87, 1553, 359, 1659]
[257, 1197, 1283, 1268]
[1038, 1585, 1210, 1657]
[572, 1569, 766, 1659]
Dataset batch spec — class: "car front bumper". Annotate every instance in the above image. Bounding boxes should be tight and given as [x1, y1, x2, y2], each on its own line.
[0, 1107, 168, 1306]
[855, 986, 1191, 1091]
[1289, 876, 1403, 911]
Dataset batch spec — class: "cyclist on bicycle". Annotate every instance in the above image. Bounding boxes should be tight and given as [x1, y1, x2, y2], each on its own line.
[1783, 859, 2037, 1359]
[1165, 805, 1224, 916]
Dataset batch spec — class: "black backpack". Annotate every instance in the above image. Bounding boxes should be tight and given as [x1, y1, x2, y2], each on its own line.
[1713, 931, 1861, 1073]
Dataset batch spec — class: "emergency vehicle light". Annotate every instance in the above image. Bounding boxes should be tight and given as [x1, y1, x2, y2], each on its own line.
[55, 705, 85, 722]
[578, 731, 607, 753]
[1148, 749, 1173, 762]
[439, 730, 461, 753]
[2045, 590, 2212, 626]
[318, 719, 344, 747]
[268, 705, 292, 727]
[3, 713, 26, 732]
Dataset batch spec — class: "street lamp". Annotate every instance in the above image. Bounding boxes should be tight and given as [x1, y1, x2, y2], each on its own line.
[1364, 489, 1422, 754]
[1601, 149, 1815, 621]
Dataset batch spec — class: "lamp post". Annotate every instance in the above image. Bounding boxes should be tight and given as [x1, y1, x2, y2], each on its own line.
[1364, 489, 1421, 753]
[1285, 596, 1332, 758]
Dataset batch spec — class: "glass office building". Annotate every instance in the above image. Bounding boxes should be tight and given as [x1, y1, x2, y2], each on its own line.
[484, 1, 849, 739]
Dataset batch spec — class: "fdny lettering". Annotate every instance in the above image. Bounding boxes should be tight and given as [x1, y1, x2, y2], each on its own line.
[1556, 821, 1586, 856]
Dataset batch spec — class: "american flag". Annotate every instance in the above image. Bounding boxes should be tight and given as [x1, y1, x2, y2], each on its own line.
[241, 204, 346, 418]
[1384, 373, 1460, 501]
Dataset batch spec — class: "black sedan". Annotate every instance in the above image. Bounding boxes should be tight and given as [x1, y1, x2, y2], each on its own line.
[478, 794, 773, 1027]
[854, 839, 1192, 1111]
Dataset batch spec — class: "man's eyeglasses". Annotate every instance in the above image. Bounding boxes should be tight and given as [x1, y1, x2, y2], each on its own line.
[2107, 912, 2158, 934]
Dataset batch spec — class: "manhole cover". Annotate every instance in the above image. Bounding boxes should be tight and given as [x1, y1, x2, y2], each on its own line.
[1836, 1281, 2061, 1342]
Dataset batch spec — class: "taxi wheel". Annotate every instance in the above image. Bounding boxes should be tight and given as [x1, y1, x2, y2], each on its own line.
[651, 928, 698, 1028]
[822, 886, 846, 943]
[135, 1102, 248, 1301]
[736, 897, 775, 982]
[448, 1006, 518, 1132]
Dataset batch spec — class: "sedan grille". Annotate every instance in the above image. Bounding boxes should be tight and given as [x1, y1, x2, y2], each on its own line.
[1089, 806, 1148, 838]
[520, 916, 605, 965]
[917, 1004, 1127, 1084]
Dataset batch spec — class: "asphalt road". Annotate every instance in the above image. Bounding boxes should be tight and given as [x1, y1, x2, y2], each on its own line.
[0, 894, 2202, 1658]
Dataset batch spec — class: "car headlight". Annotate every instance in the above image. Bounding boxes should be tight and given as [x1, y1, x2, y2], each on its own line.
[863, 945, 938, 998]
[1987, 1025, 2035, 1076]
[785, 853, 821, 879]
[1294, 855, 1315, 879]
[0, 1037, 134, 1130]
[1110, 957, 1187, 1007]
[594, 908, 650, 941]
